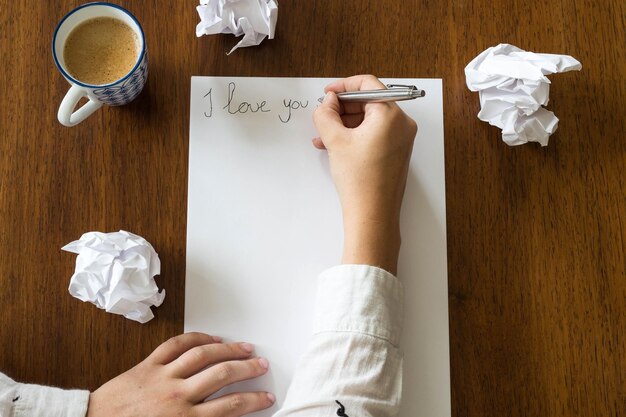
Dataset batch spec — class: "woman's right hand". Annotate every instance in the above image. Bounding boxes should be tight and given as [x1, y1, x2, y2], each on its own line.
[312, 75, 417, 275]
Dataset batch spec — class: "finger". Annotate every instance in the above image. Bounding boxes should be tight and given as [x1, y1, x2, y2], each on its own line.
[324, 75, 387, 116]
[340, 113, 365, 128]
[311, 137, 326, 150]
[324, 74, 386, 93]
[195, 392, 275, 417]
[146, 333, 220, 365]
[360, 100, 400, 125]
[312, 92, 347, 147]
[168, 342, 255, 378]
[186, 357, 270, 402]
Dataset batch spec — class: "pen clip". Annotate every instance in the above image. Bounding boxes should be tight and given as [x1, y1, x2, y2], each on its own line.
[385, 84, 417, 90]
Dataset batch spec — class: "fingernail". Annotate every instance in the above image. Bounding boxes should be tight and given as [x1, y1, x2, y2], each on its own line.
[266, 392, 276, 403]
[240, 342, 254, 353]
[323, 92, 331, 103]
[258, 357, 269, 369]
[212, 335, 223, 342]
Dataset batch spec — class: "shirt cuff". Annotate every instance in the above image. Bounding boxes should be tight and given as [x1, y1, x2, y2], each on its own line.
[13, 382, 89, 417]
[314, 264, 404, 347]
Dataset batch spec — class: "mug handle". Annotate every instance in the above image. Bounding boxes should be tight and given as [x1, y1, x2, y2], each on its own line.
[58, 85, 103, 127]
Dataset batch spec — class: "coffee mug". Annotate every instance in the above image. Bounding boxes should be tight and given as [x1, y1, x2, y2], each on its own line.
[52, 2, 148, 127]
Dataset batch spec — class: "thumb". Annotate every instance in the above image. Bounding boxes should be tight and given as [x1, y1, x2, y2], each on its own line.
[313, 92, 346, 146]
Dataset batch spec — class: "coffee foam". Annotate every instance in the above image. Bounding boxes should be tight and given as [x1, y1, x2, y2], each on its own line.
[64, 17, 139, 86]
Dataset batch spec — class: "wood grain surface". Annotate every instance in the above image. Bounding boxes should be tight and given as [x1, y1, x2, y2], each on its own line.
[0, 1, 624, 416]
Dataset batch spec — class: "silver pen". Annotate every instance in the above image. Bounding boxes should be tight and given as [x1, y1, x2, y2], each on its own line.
[318, 84, 425, 103]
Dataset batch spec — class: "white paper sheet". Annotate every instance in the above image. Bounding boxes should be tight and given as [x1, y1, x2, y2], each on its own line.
[465, 43, 582, 146]
[62, 230, 164, 323]
[196, 0, 278, 54]
[185, 77, 450, 417]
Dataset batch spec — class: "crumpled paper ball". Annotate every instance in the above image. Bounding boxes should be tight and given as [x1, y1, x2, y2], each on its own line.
[62, 230, 165, 323]
[465, 43, 582, 146]
[196, 0, 278, 54]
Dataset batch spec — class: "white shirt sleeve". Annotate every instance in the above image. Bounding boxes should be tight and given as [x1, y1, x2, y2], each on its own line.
[0, 372, 89, 417]
[273, 264, 404, 417]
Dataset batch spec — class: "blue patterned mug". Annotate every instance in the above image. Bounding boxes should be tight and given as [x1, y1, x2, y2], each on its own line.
[52, 2, 148, 127]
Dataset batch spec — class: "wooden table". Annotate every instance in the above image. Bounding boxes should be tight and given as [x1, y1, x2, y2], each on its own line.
[0, 1, 624, 416]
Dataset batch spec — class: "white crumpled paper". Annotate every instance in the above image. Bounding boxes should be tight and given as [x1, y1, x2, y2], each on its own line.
[465, 43, 582, 146]
[196, 0, 278, 54]
[62, 230, 165, 323]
